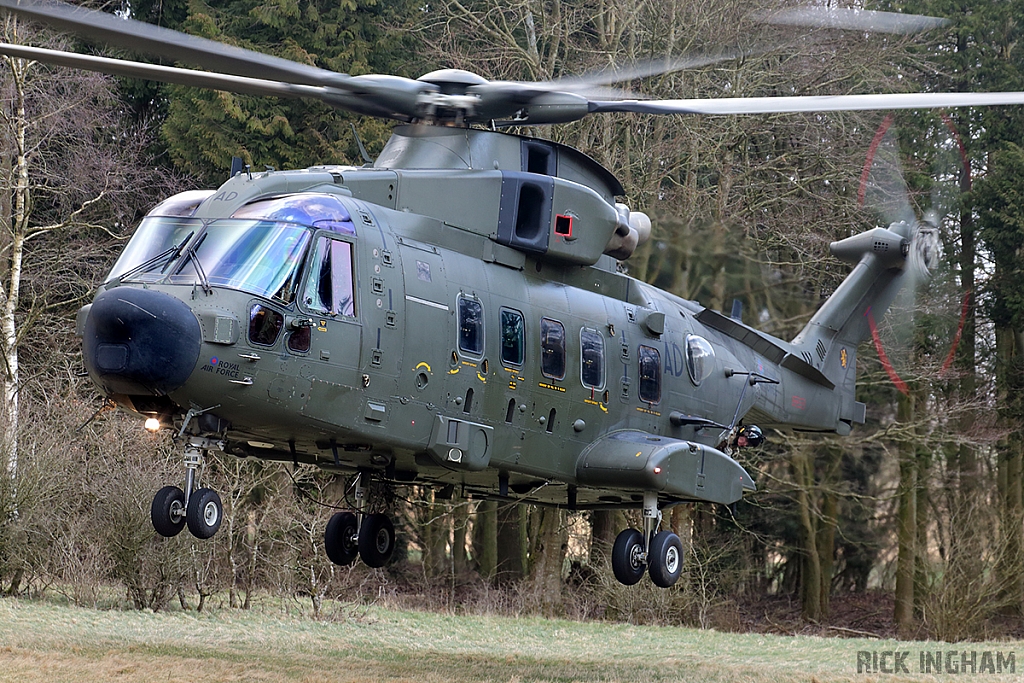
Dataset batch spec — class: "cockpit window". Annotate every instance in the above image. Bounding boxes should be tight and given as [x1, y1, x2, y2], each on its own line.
[232, 194, 356, 235]
[170, 220, 311, 304]
[112, 217, 311, 305]
[147, 190, 216, 218]
[106, 215, 198, 284]
[302, 236, 356, 316]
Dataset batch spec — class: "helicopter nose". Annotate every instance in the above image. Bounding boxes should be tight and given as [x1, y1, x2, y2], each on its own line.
[82, 287, 202, 396]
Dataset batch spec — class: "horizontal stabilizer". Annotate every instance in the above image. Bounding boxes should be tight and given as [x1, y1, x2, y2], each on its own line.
[695, 308, 834, 389]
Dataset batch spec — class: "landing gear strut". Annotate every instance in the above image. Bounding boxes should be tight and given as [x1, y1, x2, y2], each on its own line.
[324, 472, 396, 568]
[611, 492, 684, 588]
[150, 438, 223, 540]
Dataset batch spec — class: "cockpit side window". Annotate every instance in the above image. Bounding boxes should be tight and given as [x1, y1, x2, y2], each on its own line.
[302, 235, 355, 317]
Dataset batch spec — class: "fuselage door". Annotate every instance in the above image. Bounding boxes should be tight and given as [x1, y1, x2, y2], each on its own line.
[399, 239, 449, 405]
[294, 233, 362, 381]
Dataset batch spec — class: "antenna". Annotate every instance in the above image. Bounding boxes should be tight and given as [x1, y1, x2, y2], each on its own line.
[349, 123, 374, 165]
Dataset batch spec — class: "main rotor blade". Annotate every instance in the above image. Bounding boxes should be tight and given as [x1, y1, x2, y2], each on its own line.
[0, 41, 317, 99]
[590, 91, 1024, 116]
[548, 50, 756, 89]
[0, 0, 346, 88]
[764, 8, 949, 35]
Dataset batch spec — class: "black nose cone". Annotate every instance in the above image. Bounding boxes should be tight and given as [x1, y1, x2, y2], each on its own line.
[82, 287, 202, 396]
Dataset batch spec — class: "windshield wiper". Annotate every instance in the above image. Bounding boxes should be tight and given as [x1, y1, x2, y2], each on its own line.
[113, 231, 195, 283]
[181, 233, 213, 295]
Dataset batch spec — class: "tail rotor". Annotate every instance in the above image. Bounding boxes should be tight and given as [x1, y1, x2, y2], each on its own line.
[858, 113, 968, 391]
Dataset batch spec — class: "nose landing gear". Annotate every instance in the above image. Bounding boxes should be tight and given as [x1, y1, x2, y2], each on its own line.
[611, 492, 685, 588]
[150, 438, 223, 540]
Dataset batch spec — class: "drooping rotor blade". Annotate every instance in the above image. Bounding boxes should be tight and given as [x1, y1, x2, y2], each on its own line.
[0, 0, 437, 119]
[589, 91, 1024, 117]
[0, 41, 318, 99]
[547, 50, 757, 89]
[0, 0, 345, 87]
[764, 7, 949, 35]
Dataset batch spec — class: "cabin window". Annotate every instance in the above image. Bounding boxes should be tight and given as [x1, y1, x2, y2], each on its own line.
[638, 345, 662, 404]
[540, 317, 566, 380]
[580, 327, 604, 390]
[500, 308, 525, 366]
[249, 304, 284, 347]
[685, 334, 716, 386]
[302, 236, 355, 317]
[458, 297, 484, 356]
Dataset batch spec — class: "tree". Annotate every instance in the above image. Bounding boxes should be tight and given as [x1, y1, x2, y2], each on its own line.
[975, 142, 1024, 614]
[128, 0, 422, 184]
[0, 17, 173, 481]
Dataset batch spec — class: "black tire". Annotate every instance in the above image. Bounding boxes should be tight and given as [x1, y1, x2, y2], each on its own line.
[186, 487, 223, 539]
[648, 530, 684, 588]
[325, 511, 359, 566]
[151, 485, 186, 537]
[611, 528, 646, 586]
[358, 513, 395, 568]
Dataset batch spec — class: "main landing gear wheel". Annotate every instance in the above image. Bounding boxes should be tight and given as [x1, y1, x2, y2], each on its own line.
[325, 511, 359, 566]
[358, 513, 396, 568]
[648, 530, 684, 588]
[186, 487, 223, 539]
[611, 528, 646, 586]
[151, 485, 186, 537]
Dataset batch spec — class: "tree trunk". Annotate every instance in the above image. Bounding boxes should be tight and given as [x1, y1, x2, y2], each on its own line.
[495, 503, 526, 584]
[1, 48, 29, 481]
[423, 493, 449, 578]
[792, 449, 821, 621]
[528, 508, 566, 615]
[452, 501, 469, 575]
[472, 499, 497, 580]
[589, 510, 619, 566]
[895, 391, 917, 637]
[817, 487, 837, 619]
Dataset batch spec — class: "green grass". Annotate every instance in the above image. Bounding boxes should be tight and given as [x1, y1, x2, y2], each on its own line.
[0, 597, 1020, 682]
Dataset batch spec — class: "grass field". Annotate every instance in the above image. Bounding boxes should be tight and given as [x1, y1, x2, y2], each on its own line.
[0, 598, 1020, 682]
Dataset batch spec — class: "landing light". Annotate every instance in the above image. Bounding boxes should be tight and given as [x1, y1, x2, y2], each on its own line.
[144, 418, 161, 432]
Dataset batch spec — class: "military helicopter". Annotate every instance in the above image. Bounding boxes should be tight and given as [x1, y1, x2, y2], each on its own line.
[2, 0, 1022, 589]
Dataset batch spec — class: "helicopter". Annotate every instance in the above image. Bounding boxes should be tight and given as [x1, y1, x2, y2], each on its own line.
[2, 0, 1023, 589]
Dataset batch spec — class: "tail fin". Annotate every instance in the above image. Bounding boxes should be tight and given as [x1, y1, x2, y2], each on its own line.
[696, 223, 914, 435]
[788, 221, 915, 429]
